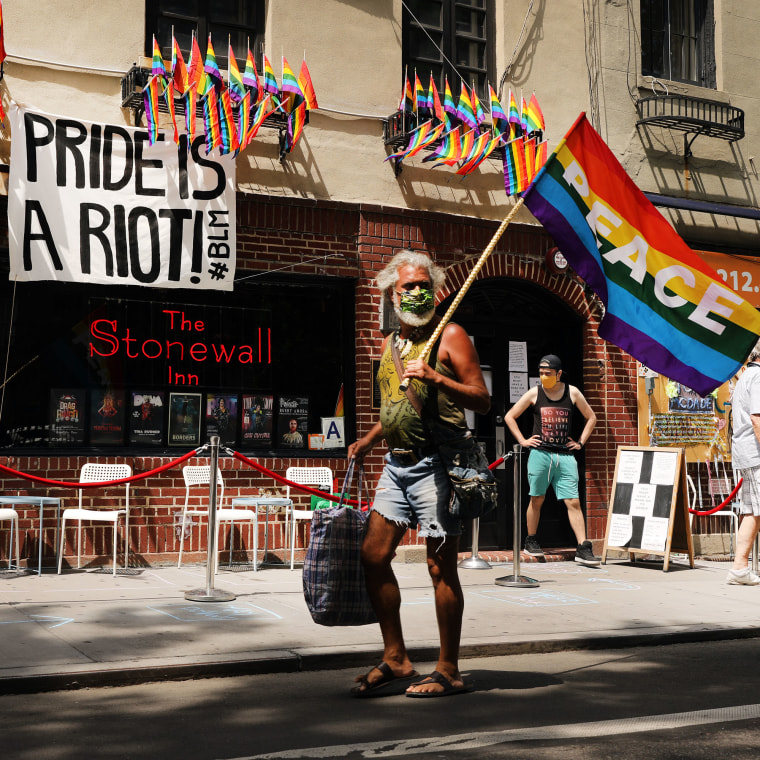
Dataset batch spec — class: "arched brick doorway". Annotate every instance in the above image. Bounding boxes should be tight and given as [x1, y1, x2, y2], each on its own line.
[438, 275, 587, 550]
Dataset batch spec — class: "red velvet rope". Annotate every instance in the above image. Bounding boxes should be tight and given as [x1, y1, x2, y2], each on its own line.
[688, 478, 743, 516]
[231, 450, 369, 509]
[0, 448, 199, 488]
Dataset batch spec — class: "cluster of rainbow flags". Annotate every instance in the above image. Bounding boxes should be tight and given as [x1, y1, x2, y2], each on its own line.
[388, 72, 546, 195]
[143, 34, 318, 156]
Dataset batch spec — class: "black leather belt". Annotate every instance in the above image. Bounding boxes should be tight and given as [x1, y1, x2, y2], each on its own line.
[390, 447, 436, 466]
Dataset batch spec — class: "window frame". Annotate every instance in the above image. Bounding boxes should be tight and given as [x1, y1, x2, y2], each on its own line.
[402, 0, 495, 104]
[145, 1, 265, 69]
[641, 0, 716, 88]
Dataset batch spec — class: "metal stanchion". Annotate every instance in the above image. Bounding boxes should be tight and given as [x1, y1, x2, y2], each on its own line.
[185, 436, 236, 602]
[495, 444, 539, 588]
[458, 517, 492, 569]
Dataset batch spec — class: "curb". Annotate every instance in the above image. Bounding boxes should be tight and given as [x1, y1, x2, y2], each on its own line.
[3, 623, 760, 696]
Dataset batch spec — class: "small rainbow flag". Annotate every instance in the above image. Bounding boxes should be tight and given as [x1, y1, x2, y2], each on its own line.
[143, 75, 161, 146]
[428, 73, 444, 123]
[523, 136, 536, 184]
[163, 79, 179, 145]
[386, 121, 444, 163]
[502, 137, 518, 196]
[399, 74, 414, 114]
[489, 85, 509, 137]
[455, 131, 491, 176]
[508, 89, 520, 129]
[510, 135, 528, 193]
[456, 83, 477, 131]
[247, 93, 275, 142]
[442, 78, 457, 120]
[286, 99, 307, 151]
[298, 59, 319, 110]
[520, 96, 529, 134]
[203, 36, 223, 90]
[237, 90, 252, 150]
[522, 113, 760, 394]
[187, 34, 204, 93]
[471, 87, 486, 127]
[218, 88, 239, 154]
[182, 87, 197, 147]
[262, 55, 280, 97]
[414, 73, 427, 115]
[281, 56, 304, 112]
[423, 126, 461, 165]
[243, 48, 260, 100]
[151, 36, 167, 79]
[171, 37, 188, 95]
[227, 44, 245, 102]
[535, 139, 548, 173]
[525, 92, 545, 134]
[203, 88, 222, 153]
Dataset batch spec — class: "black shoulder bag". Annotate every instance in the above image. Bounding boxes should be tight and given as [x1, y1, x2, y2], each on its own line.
[390, 335, 499, 520]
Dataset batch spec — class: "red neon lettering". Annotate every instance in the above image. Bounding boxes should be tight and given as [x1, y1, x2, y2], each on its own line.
[89, 319, 119, 357]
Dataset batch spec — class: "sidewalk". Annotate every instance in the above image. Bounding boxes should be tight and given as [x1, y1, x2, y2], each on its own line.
[0, 553, 757, 694]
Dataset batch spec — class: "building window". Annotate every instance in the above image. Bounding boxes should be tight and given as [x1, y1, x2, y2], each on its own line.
[0, 277, 354, 454]
[402, 0, 494, 102]
[146, 1, 265, 68]
[641, 0, 715, 88]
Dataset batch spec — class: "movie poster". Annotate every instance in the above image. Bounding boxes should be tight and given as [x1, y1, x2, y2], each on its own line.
[277, 396, 309, 449]
[129, 391, 165, 446]
[242, 394, 274, 447]
[168, 392, 202, 447]
[205, 393, 238, 444]
[89, 389, 125, 445]
[49, 389, 86, 446]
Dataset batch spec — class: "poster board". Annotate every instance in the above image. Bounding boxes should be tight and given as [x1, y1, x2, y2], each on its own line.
[602, 446, 694, 571]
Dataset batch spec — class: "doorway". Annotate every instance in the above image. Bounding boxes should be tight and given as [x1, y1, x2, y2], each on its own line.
[438, 276, 586, 550]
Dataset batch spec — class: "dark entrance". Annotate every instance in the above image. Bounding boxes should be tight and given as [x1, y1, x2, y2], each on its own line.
[438, 277, 586, 551]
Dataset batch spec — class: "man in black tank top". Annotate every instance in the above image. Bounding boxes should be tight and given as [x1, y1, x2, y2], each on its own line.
[505, 354, 599, 566]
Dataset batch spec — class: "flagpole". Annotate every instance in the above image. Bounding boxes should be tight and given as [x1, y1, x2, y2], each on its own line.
[399, 197, 526, 392]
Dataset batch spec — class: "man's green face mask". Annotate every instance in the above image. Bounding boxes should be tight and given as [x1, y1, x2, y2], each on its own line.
[397, 287, 435, 315]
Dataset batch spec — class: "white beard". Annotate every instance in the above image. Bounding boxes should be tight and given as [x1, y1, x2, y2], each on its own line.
[393, 303, 435, 328]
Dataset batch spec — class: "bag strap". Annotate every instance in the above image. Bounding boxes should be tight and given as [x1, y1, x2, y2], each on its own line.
[338, 459, 370, 510]
[391, 336, 425, 417]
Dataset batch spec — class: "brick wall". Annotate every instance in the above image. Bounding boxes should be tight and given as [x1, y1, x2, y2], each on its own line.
[0, 193, 643, 567]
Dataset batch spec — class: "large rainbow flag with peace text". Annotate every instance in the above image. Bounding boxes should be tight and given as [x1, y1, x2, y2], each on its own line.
[522, 113, 760, 396]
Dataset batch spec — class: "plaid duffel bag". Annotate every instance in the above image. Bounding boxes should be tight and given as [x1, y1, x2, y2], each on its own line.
[302, 462, 377, 626]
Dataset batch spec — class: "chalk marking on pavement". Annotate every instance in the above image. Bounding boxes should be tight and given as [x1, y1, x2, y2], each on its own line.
[143, 571, 179, 587]
[0, 614, 73, 628]
[229, 703, 760, 759]
[588, 578, 640, 590]
[469, 588, 598, 607]
[244, 602, 283, 619]
[148, 604, 256, 622]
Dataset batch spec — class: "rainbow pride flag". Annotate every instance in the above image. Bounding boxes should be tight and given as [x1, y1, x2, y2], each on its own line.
[399, 74, 414, 114]
[442, 78, 457, 120]
[386, 121, 444, 163]
[489, 85, 509, 137]
[423, 126, 461, 165]
[247, 94, 276, 142]
[262, 55, 280, 97]
[218, 88, 239, 154]
[456, 133, 500, 177]
[298, 60, 319, 110]
[151, 36, 167, 79]
[523, 113, 760, 394]
[456, 83, 477, 131]
[414, 73, 428, 115]
[428, 74, 444, 123]
[525, 92, 545, 133]
[187, 34, 205, 94]
[203, 88, 222, 153]
[243, 48, 260, 99]
[203, 36, 223, 90]
[143, 75, 161, 146]
[508, 90, 520, 129]
[171, 37, 188, 95]
[281, 56, 304, 112]
[163, 79, 179, 145]
[286, 99, 307, 151]
[227, 44, 245, 102]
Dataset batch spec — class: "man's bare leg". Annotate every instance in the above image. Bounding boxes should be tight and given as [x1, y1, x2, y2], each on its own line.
[526, 494, 545, 536]
[564, 497, 587, 544]
[354, 511, 416, 690]
[406, 535, 466, 694]
[732, 515, 760, 570]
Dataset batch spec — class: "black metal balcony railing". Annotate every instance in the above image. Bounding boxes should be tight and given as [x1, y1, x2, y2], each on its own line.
[636, 95, 744, 146]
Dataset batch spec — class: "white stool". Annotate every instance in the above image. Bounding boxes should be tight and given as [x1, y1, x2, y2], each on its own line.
[0, 507, 21, 570]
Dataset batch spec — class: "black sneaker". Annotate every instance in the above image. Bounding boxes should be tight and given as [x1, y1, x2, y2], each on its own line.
[524, 535, 544, 557]
[575, 541, 600, 566]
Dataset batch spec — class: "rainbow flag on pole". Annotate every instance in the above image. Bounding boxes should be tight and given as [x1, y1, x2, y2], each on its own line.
[143, 75, 161, 146]
[386, 121, 444, 163]
[243, 48, 261, 101]
[151, 36, 167, 79]
[227, 44, 245, 102]
[522, 113, 760, 394]
[203, 36, 223, 90]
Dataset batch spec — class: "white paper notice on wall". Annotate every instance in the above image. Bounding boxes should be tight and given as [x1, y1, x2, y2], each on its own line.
[509, 372, 529, 403]
[508, 341, 528, 372]
[321, 417, 345, 448]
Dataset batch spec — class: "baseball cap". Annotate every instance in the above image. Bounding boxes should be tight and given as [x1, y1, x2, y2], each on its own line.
[539, 354, 562, 371]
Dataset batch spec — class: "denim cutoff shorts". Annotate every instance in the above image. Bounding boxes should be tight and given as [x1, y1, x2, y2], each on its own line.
[527, 449, 579, 500]
[372, 452, 461, 538]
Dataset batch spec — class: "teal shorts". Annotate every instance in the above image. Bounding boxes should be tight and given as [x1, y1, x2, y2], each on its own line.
[527, 449, 579, 500]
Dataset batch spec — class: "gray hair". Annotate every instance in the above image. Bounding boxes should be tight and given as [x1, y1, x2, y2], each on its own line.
[375, 250, 446, 296]
[749, 338, 760, 362]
